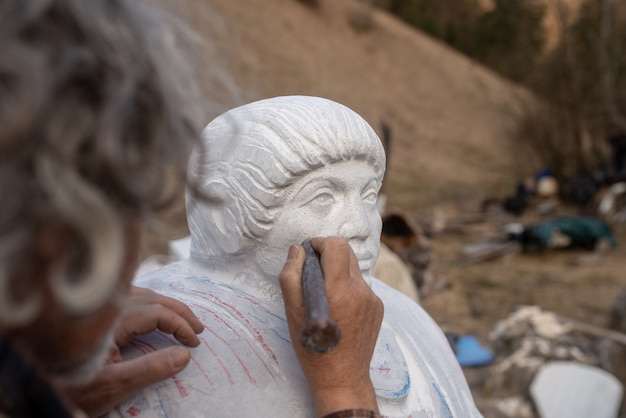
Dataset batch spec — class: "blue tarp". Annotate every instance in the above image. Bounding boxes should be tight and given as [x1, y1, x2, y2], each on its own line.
[526, 216, 618, 250]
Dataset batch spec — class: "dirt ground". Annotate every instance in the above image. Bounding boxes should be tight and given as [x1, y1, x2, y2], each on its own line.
[416, 202, 626, 417]
[422, 212, 626, 335]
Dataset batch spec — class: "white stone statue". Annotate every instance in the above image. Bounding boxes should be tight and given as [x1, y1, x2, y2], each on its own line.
[110, 96, 482, 417]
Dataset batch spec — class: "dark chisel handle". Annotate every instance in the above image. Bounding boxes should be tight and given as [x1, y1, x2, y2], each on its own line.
[300, 239, 341, 354]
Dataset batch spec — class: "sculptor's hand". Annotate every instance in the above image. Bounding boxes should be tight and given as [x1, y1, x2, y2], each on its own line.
[279, 237, 384, 417]
[63, 286, 204, 417]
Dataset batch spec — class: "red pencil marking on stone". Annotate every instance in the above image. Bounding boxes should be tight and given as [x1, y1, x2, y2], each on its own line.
[200, 335, 234, 384]
[203, 300, 277, 379]
[189, 304, 258, 386]
[205, 326, 257, 386]
[128, 340, 149, 354]
[128, 340, 182, 406]
[164, 285, 277, 380]
[130, 338, 158, 353]
[155, 331, 213, 386]
[127, 406, 141, 416]
[179, 286, 278, 362]
[211, 295, 278, 364]
[173, 375, 188, 398]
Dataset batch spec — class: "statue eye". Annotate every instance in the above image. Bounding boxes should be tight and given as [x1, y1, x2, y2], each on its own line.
[308, 191, 334, 207]
[362, 190, 377, 205]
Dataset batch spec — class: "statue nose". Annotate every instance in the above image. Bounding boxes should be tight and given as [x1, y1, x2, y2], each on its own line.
[338, 202, 371, 239]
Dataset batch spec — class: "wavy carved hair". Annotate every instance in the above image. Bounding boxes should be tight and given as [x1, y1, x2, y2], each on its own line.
[0, 0, 202, 326]
[187, 95, 386, 259]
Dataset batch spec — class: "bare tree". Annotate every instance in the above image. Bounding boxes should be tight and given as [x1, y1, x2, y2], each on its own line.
[599, 0, 626, 131]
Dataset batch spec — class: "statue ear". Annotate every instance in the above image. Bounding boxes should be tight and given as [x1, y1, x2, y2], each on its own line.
[187, 180, 245, 256]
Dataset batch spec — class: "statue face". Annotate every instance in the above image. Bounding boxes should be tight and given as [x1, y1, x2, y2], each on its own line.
[257, 160, 382, 282]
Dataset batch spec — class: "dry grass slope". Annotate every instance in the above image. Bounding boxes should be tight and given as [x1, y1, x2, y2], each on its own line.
[181, 0, 533, 214]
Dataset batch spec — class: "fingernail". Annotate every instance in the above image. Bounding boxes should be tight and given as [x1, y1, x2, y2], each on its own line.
[169, 347, 189, 369]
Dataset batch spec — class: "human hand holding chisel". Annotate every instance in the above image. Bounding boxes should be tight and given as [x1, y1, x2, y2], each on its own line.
[279, 237, 384, 417]
[300, 239, 341, 354]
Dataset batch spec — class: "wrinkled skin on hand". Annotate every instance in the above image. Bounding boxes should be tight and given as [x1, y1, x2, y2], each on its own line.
[61, 286, 204, 418]
[279, 237, 384, 417]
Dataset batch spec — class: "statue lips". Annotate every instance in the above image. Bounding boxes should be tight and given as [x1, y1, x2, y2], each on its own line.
[354, 251, 374, 275]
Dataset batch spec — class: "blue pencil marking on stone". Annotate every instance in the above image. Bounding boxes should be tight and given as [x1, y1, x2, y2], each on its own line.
[158, 397, 169, 418]
[270, 328, 292, 344]
[375, 371, 411, 398]
[432, 382, 453, 418]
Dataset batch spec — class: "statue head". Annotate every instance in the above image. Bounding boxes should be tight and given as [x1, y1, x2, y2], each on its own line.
[187, 95, 385, 282]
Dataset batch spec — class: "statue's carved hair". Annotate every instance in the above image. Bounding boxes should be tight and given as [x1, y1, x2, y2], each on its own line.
[187, 95, 386, 258]
[0, 0, 202, 325]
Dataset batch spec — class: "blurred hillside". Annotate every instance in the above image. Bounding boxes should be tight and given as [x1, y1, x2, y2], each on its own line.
[178, 0, 533, 214]
[370, 0, 626, 184]
[540, 0, 585, 50]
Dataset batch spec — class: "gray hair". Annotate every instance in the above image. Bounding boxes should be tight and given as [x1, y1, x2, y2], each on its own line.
[187, 95, 386, 258]
[0, 0, 202, 326]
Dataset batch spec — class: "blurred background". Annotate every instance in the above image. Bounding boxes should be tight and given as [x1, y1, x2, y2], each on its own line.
[144, 1, 626, 416]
